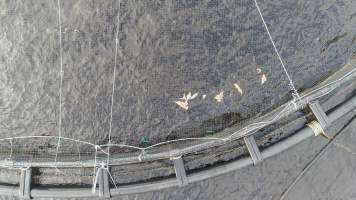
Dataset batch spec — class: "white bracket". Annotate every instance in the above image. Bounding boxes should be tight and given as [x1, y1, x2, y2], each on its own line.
[92, 165, 111, 198]
[19, 167, 31, 199]
[244, 135, 263, 165]
[171, 156, 188, 186]
[308, 101, 329, 128]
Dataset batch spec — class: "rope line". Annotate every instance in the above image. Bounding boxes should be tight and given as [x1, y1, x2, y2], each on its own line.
[55, 0, 64, 164]
[307, 121, 326, 137]
[107, 0, 121, 166]
[9, 139, 12, 161]
[253, 0, 300, 99]
[92, 145, 99, 191]
[106, 168, 119, 190]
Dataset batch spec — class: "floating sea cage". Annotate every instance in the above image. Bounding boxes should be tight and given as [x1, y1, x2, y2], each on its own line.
[0, 0, 355, 198]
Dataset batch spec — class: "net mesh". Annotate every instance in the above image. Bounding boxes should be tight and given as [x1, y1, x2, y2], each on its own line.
[0, 0, 354, 187]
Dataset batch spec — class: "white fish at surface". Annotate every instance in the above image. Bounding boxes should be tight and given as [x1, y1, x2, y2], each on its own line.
[215, 91, 224, 103]
[261, 74, 267, 85]
[175, 91, 198, 110]
[175, 101, 189, 110]
[234, 83, 243, 95]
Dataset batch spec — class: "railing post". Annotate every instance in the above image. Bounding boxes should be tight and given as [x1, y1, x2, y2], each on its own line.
[243, 135, 263, 165]
[308, 101, 329, 128]
[19, 167, 31, 199]
[93, 165, 111, 198]
[171, 156, 188, 186]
